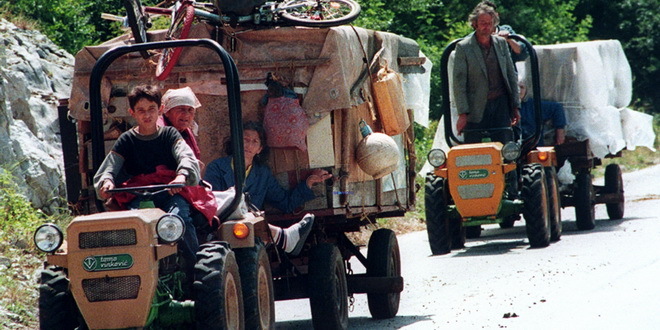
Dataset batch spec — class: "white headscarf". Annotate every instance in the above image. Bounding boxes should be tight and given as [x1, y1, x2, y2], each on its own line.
[162, 87, 202, 134]
[162, 86, 202, 112]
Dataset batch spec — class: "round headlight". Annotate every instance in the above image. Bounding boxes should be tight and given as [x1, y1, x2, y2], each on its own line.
[34, 224, 63, 253]
[427, 149, 447, 167]
[157, 214, 185, 243]
[502, 142, 521, 162]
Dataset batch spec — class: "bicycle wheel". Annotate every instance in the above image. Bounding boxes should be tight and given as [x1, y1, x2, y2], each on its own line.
[123, 0, 152, 59]
[156, 2, 195, 81]
[279, 0, 361, 27]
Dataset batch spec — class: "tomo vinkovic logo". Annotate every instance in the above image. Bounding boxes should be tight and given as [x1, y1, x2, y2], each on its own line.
[83, 254, 134, 272]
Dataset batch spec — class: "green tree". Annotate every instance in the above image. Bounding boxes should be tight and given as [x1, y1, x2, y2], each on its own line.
[1, 0, 160, 54]
[576, 0, 658, 113]
[1, 0, 96, 53]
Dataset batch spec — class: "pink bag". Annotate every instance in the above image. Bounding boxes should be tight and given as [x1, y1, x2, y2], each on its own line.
[263, 96, 309, 151]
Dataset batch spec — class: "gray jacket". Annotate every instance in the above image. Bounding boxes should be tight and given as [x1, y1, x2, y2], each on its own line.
[452, 34, 520, 123]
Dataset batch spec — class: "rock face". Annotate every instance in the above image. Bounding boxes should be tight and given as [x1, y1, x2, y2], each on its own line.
[0, 18, 74, 213]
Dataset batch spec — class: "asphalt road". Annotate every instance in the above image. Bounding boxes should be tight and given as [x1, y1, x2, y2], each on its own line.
[275, 164, 660, 329]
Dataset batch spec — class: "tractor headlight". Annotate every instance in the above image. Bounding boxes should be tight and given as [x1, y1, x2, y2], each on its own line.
[156, 214, 185, 243]
[34, 224, 63, 253]
[427, 149, 447, 167]
[501, 142, 521, 162]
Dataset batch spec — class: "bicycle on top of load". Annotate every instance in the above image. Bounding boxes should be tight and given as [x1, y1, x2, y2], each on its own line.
[113, 0, 361, 79]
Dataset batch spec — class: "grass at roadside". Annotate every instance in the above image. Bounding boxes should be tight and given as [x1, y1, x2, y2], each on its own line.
[0, 168, 71, 329]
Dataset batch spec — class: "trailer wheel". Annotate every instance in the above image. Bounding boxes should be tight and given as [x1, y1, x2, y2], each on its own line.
[575, 169, 596, 230]
[367, 229, 401, 319]
[39, 267, 85, 330]
[522, 163, 550, 248]
[604, 164, 625, 220]
[425, 175, 451, 255]
[309, 243, 349, 330]
[235, 240, 274, 330]
[194, 242, 244, 330]
[545, 167, 562, 241]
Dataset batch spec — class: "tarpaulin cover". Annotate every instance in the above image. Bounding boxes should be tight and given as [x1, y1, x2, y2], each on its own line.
[68, 24, 430, 126]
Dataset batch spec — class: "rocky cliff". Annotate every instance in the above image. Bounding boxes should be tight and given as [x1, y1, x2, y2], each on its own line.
[0, 18, 73, 213]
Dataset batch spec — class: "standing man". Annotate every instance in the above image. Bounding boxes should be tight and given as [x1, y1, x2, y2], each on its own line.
[453, 2, 520, 144]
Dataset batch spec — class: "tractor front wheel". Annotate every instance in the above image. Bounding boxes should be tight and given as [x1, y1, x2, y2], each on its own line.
[425, 175, 451, 255]
[39, 267, 85, 330]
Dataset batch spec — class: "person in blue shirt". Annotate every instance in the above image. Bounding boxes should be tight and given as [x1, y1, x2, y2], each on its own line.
[518, 80, 567, 146]
[204, 121, 332, 255]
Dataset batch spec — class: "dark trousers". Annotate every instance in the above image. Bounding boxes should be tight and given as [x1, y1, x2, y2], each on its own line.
[464, 95, 519, 198]
[464, 94, 514, 144]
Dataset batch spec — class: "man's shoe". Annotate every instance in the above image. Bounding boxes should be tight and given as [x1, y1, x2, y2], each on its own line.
[288, 214, 315, 256]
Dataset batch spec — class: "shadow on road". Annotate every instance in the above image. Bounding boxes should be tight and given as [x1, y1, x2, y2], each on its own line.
[445, 215, 649, 257]
[452, 239, 528, 257]
[560, 215, 647, 235]
[275, 314, 433, 329]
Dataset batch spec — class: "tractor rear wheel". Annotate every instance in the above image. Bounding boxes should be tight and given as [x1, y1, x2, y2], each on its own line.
[545, 167, 562, 241]
[194, 242, 244, 330]
[235, 240, 274, 330]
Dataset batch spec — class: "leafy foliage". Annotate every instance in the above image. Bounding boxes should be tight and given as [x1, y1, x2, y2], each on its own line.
[0, 168, 45, 250]
[0, 0, 161, 54]
[413, 121, 438, 173]
[575, 0, 659, 113]
[0, 168, 48, 328]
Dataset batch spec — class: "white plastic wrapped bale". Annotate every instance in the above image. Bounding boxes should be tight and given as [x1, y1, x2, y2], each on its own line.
[523, 40, 632, 108]
[562, 104, 626, 158]
[620, 108, 657, 152]
[517, 40, 656, 158]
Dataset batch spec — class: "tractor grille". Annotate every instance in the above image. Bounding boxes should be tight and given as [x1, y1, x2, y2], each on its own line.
[458, 184, 494, 199]
[79, 229, 137, 249]
[455, 154, 492, 167]
[82, 276, 141, 302]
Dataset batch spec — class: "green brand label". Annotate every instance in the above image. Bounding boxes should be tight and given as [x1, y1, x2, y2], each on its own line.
[83, 254, 133, 272]
[458, 169, 489, 180]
